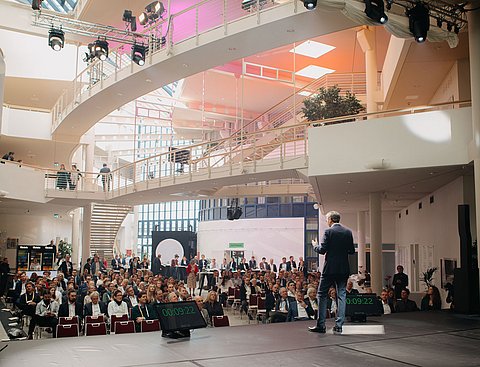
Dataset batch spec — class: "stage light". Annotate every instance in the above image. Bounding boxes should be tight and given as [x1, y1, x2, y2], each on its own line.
[364, 0, 388, 24]
[436, 18, 443, 28]
[131, 44, 147, 66]
[303, 0, 317, 10]
[139, 12, 148, 25]
[92, 38, 109, 61]
[407, 2, 430, 43]
[386, 0, 393, 11]
[48, 28, 64, 51]
[32, 0, 42, 10]
[123, 9, 137, 32]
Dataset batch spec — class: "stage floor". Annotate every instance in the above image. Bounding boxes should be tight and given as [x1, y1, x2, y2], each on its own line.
[1, 312, 479, 367]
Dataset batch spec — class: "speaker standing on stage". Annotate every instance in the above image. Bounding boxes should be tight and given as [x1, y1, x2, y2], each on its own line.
[309, 211, 355, 334]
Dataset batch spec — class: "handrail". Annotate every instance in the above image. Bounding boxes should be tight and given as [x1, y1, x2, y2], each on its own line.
[51, 0, 286, 133]
[3, 100, 470, 198]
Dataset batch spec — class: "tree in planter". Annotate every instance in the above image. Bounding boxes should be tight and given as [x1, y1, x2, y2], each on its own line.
[302, 85, 365, 123]
[57, 240, 72, 259]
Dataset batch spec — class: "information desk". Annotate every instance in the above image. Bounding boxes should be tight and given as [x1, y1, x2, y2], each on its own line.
[157, 301, 207, 332]
[345, 294, 383, 322]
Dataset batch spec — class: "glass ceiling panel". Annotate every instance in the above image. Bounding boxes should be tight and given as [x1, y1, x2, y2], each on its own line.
[15, 0, 78, 14]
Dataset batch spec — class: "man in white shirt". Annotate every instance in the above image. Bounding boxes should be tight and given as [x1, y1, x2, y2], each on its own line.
[287, 291, 315, 321]
[58, 289, 83, 326]
[35, 290, 59, 337]
[380, 290, 394, 314]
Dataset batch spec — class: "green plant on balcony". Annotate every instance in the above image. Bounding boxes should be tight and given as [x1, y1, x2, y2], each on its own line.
[57, 240, 72, 259]
[421, 267, 438, 289]
[302, 85, 364, 123]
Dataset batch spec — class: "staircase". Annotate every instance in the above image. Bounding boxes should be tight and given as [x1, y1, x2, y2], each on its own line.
[89, 203, 132, 260]
[201, 72, 366, 165]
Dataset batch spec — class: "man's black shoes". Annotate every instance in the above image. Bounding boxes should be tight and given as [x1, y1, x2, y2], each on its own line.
[308, 326, 326, 333]
[332, 326, 343, 333]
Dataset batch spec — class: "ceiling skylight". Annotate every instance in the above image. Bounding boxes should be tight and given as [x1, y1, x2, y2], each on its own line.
[290, 40, 335, 58]
[15, 0, 78, 14]
[296, 65, 335, 79]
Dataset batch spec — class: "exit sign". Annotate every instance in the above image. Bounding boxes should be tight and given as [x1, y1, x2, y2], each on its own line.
[229, 243, 244, 249]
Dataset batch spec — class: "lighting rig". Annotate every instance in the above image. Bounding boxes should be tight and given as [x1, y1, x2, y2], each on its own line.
[302, 0, 470, 43]
[32, 1, 168, 66]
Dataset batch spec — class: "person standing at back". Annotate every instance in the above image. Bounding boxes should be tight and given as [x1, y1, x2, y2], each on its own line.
[309, 211, 354, 334]
[97, 163, 112, 191]
[392, 265, 409, 300]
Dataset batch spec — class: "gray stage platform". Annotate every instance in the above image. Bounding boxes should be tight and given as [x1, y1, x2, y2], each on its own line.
[1, 312, 479, 367]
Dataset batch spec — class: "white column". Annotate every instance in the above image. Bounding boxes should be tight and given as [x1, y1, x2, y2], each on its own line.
[357, 211, 366, 273]
[468, 5, 480, 264]
[357, 26, 378, 114]
[369, 192, 382, 294]
[0, 48, 5, 129]
[81, 204, 92, 266]
[71, 208, 81, 269]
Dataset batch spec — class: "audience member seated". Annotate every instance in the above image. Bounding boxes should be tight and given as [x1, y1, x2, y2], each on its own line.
[84, 291, 107, 318]
[287, 291, 315, 321]
[102, 282, 116, 304]
[327, 287, 338, 318]
[204, 290, 224, 321]
[108, 289, 129, 320]
[379, 289, 394, 314]
[346, 280, 359, 295]
[178, 286, 191, 302]
[304, 287, 318, 319]
[194, 296, 211, 327]
[18, 282, 41, 339]
[35, 290, 59, 337]
[58, 289, 83, 326]
[395, 288, 419, 312]
[270, 287, 293, 323]
[131, 291, 157, 332]
[266, 284, 279, 317]
[420, 286, 442, 311]
[123, 285, 138, 310]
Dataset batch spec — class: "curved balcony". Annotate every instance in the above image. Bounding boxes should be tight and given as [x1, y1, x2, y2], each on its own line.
[50, 0, 356, 142]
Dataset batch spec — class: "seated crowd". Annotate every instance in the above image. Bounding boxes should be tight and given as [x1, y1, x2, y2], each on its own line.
[8, 254, 440, 340]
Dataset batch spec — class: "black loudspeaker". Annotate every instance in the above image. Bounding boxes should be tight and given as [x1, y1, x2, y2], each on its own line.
[454, 205, 480, 314]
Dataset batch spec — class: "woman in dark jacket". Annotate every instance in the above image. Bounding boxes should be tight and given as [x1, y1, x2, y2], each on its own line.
[203, 290, 224, 320]
[421, 285, 442, 311]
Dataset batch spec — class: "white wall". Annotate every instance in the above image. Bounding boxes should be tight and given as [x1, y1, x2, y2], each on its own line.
[0, 162, 47, 202]
[198, 217, 304, 264]
[308, 108, 472, 176]
[116, 212, 137, 255]
[1, 107, 52, 139]
[429, 63, 459, 104]
[0, 213, 72, 266]
[395, 176, 465, 308]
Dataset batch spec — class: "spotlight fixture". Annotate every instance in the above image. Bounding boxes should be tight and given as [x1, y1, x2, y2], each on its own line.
[139, 1, 165, 26]
[122, 9, 137, 32]
[227, 199, 243, 220]
[131, 44, 147, 66]
[91, 38, 109, 61]
[48, 28, 64, 51]
[446, 22, 453, 32]
[303, 0, 317, 10]
[407, 2, 430, 43]
[32, 0, 42, 10]
[385, 0, 393, 11]
[365, 0, 388, 24]
[436, 18, 443, 28]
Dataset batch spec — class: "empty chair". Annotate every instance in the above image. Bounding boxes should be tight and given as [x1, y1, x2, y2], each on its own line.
[56, 323, 79, 338]
[256, 297, 267, 323]
[114, 320, 136, 334]
[212, 315, 230, 327]
[59, 316, 79, 325]
[85, 315, 105, 324]
[247, 294, 260, 323]
[140, 319, 160, 333]
[232, 288, 241, 312]
[85, 322, 107, 336]
[110, 314, 129, 333]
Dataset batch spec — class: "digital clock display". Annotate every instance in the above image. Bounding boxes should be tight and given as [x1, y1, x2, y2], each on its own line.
[157, 301, 207, 332]
[345, 294, 383, 316]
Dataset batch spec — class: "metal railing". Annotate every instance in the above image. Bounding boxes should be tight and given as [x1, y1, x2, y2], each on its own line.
[51, 0, 289, 132]
[0, 100, 467, 200]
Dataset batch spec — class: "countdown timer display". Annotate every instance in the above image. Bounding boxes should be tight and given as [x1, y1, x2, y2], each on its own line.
[345, 294, 383, 316]
[157, 301, 207, 332]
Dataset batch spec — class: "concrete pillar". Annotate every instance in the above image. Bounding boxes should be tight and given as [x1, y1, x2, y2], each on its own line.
[357, 26, 378, 114]
[468, 5, 480, 265]
[81, 204, 92, 266]
[0, 48, 5, 129]
[357, 211, 366, 273]
[369, 192, 382, 294]
[71, 208, 82, 269]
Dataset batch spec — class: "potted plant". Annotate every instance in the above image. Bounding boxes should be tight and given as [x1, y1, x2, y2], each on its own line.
[421, 267, 438, 289]
[57, 240, 72, 259]
[302, 85, 364, 124]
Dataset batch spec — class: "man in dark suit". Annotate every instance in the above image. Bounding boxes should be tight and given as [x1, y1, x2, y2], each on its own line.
[152, 254, 163, 276]
[268, 258, 277, 273]
[309, 211, 354, 334]
[58, 289, 83, 319]
[131, 291, 157, 332]
[288, 256, 296, 272]
[198, 254, 208, 272]
[111, 255, 121, 271]
[287, 291, 315, 321]
[18, 282, 41, 339]
[227, 258, 237, 272]
[59, 255, 73, 278]
[393, 265, 409, 299]
[84, 291, 107, 317]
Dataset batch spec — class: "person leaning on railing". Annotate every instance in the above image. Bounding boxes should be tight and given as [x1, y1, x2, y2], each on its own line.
[97, 163, 112, 191]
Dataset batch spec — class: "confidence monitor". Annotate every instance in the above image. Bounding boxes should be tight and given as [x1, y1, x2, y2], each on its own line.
[157, 301, 207, 332]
